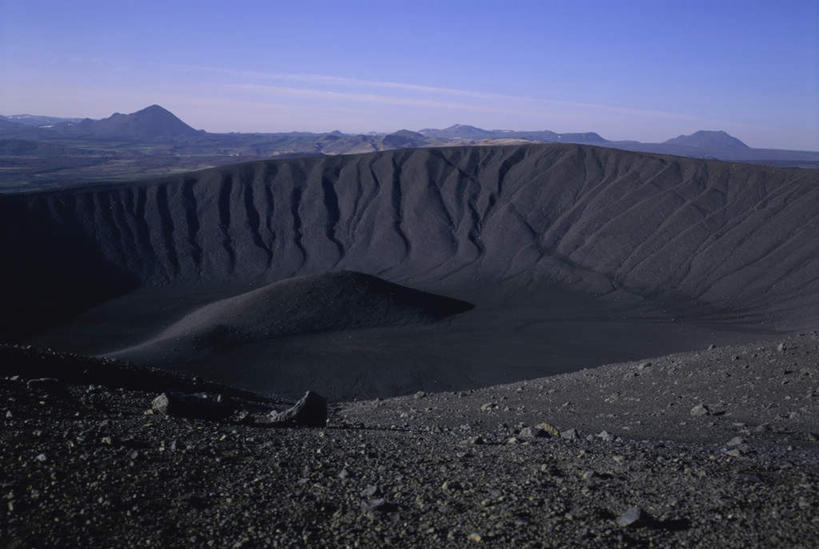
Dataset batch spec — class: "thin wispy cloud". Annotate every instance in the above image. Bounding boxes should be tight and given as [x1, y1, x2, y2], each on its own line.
[230, 83, 564, 119]
[181, 64, 705, 123]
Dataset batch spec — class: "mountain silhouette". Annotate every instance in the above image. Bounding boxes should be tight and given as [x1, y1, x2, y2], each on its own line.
[664, 130, 749, 150]
[55, 105, 199, 141]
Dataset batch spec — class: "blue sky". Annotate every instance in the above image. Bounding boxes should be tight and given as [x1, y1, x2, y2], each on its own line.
[1, 0, 817, 149]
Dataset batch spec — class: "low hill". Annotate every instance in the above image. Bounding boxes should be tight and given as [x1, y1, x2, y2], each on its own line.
[421, 124, 493, 140]
[382, 130, 431, 149]
[111, 271, 472, 362]
[54, 105, 200, 141]
[664, 130, 750, 150]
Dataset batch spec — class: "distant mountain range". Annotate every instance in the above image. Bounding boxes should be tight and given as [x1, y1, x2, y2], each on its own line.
[1, 105, 817, 176]
[419, 124, 608, 145]
[0, 114, 83, 127]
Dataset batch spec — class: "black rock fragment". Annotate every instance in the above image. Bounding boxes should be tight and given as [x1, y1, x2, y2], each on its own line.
[617, 506, 652, 528]
[268, 391, 327, 427]
[361, 498, 398, 513]
[26, 378, 67, 396]
[151, 392, 232, 420]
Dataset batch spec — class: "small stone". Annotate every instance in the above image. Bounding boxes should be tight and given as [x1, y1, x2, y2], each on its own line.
[726, 436, 745, 447]
[777, 342, 786, 353]
[725, 443, 751, 456]
[637, 362, 651, 371]
[480, 403, 496, 412]
[468, 533, 482, 543]
[597, 431, 615, 442]
[4, 410, 11, 419]
[690, 404, 710, 417]
[361, 485, 380, 498]
[534, 422, 560, 437]
[26, 378, 65, 395]
[561, 428, 579, 440]
[413, 391, 426, 400]
[35, 453, 47, 462]
[617, 506, 651, 528]
[233, 410, 252, 424]
[361, 498, 397, 513]
[518, 427, 547, 439]
[807, 432, 818, 442]
[267, 391, 327, 427]
[152, 392, 233, 420]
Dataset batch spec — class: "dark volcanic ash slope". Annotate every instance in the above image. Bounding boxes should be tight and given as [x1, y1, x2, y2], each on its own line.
[2, 144, 817, 324]
[0, 143, 818, 396]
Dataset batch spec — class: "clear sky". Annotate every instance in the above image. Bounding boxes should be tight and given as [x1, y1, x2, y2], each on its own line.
[1, 0, 817, 149]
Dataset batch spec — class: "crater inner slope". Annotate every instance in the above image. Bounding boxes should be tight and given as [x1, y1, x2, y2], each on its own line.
[1, 143, 817, 396]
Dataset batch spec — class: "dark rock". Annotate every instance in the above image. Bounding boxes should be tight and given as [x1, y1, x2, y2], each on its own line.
[534, 422, 560, 437]
[597, 431, 615, 442]
[361, 485, 381, 498]
[725, 444, 751, 457]
[232, 410, 252, 424]
[690, 404, 710, 417]
[26, 378, 66, 395]
[268, 391, 327, 427]
[561, 428, 579, 440]
[617, 506, 651, 528]
[362, 498, 398, 513]
[151, 392, 232, 420]
[518, 427, 548, 439]
[441, 480, 462, 491]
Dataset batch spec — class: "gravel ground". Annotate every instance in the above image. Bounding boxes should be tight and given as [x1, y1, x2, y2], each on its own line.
[1, 335, 818, 547]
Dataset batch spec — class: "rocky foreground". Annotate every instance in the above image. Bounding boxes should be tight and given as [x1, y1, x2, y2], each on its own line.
[1, 334, 818, 547]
